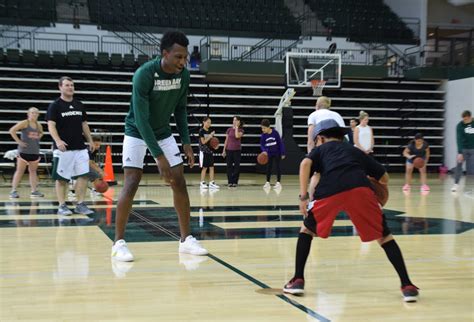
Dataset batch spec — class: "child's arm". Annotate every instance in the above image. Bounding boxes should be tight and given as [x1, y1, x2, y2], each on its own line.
[89, 160, 104, 177]
[402, 147, 414, 159]
[299, 158, 313, 215]
[260, 135, 266, 153]
[425, 146, 430, 164]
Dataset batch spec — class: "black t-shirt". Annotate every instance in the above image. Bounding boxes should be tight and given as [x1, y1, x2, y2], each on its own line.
[46, 98, 87, 150]
[308, 141, 386, 200]
[407, 140, 429, 158]
[199, 128, 212, 154]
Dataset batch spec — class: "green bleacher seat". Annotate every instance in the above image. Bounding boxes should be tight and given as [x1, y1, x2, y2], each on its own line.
[97, 52, 110, 66]
[110, 53, 123, 67]
[82, 52, 96, 66]
[6, 49, 20, 64]
[67, 50, 82, 65]
[137, 54, 149, 65]
[21, 50, 36, 65]
[37, 51, 51, 66]
[123, 54, 135, 67]
[52, 51, 66, 66]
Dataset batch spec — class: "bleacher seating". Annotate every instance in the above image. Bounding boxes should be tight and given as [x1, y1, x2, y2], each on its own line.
[306, 0, 416, 44]
[88, 0, 301, 39]
[0, 65, 444, 173]
[0, 48, 150, 70]
[0, 0, 56, 26]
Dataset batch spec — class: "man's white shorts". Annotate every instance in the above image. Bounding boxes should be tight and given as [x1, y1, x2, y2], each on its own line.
[52, 149, 90, 181]
[122, 135, 183, 169]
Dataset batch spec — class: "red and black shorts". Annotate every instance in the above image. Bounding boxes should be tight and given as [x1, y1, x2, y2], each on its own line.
[304, 186, 391, 242]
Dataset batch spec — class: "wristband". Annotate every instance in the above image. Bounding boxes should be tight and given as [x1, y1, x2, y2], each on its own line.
[298, 192, 309, 201]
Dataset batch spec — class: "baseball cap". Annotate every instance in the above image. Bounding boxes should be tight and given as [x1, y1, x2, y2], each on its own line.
[312, 119, 350, 140]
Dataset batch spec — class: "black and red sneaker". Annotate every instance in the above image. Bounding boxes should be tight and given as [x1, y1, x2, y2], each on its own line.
[283, 277, 305, 295]
[401, 284, 419, 302]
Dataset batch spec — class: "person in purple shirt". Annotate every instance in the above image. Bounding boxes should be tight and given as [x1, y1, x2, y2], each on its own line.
[260, 119, 286, 189]
[223, 116, 244, 187]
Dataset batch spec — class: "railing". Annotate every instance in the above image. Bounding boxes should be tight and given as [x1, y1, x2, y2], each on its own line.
[0, 30, 160, 56]
[200, 37, 389, 66]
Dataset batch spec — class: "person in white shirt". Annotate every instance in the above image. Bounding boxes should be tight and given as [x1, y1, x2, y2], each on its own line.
[354, 110, 374, 155]
[307, 96, 345, 153]
[306, 96, 346, 199]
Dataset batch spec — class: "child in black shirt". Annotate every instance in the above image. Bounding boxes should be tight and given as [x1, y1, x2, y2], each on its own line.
[283, 119, 419, 303]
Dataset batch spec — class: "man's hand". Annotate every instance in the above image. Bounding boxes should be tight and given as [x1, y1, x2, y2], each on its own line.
[281, 155, 286, 160]
[55, 140, 68, 152]
[88, 140, 96, 153]
[183, 144, 194, 168]
[156, 155, 172, 183]
[299, 200, 309, 216]
[222, 150, 226, 158]
[18, 141, 28, 148]
[457, 153, 464, 163]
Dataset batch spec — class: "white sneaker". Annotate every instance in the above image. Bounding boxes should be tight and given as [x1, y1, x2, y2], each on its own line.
[111, 239, 134, 262]
[263, 182, 271, 188]
[451, 184, 459, 192]
[179, 235, 208, 256]
[200, 181, 208, 189]
[209, 181, 220, 189]
[274, 182, 282, 189]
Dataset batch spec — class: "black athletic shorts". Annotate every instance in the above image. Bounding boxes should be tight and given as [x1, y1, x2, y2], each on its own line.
[19, 153, 41, 162]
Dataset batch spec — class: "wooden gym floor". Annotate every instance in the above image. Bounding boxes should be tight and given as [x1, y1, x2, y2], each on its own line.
[0, 173, 473, 321]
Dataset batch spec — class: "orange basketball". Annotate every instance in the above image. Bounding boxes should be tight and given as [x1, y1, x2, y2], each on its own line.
[257, 152, 268, 165]
[413, 157, 425, 169]
[368, 177, 389, 206]
[209, 137, 220, 150]
[94, 178, 109, 193]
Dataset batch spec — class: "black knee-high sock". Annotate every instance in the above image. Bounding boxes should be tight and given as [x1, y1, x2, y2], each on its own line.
[382, 239, 412, 287]
[294, 232, 313, 279]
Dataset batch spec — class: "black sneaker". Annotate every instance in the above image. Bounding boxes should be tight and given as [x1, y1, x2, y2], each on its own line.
[283, 277, 305, 295]
[401, 284, 419, 302]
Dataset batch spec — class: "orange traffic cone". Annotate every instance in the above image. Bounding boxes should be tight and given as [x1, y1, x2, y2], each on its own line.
[103, 145, 117, 186]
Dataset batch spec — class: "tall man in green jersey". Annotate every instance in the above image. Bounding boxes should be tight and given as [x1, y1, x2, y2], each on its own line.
[112, 31, 208, 262]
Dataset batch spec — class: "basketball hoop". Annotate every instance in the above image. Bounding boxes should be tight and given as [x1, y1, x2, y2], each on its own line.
[310, 79, 326, 96]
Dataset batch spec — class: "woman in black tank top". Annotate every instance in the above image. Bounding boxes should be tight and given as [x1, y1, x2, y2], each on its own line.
[8, 107, 44, 199]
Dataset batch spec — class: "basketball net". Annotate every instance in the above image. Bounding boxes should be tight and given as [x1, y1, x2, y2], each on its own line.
[310, 79, 326, 97]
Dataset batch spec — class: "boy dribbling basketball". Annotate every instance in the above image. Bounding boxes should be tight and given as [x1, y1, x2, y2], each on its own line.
[283, 119, 419, 302]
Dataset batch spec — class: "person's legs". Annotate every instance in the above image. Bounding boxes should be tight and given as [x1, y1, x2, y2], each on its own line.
[404, 162, 414, 186]
[11, 158, 28, 192]
[169, 165, 191, 239]
[74, 176, 89, 203]
[226, 151, 234, 184]
[209, 166, 215, 181]
[266, 155, 274, 182]
[465, 149, 474, 175]
[56, 179, 68, 205]
[419, 165, 429, 191]
[377, 234, 414, 287]
[233, 150, 242, 185]
[200, 167, 208, 182]
[115, 168, 143, 241]
[275, 156, 282, 183]
[27, 160, 40, 192]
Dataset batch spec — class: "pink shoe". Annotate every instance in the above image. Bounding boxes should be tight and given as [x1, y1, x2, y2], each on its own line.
[421, 184, 430, 192]
[402, 184, 411, 191]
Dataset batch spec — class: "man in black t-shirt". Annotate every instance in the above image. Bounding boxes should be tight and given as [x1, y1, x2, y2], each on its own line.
[46, 76, 95, 216]
[283, 119, 419, 303]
